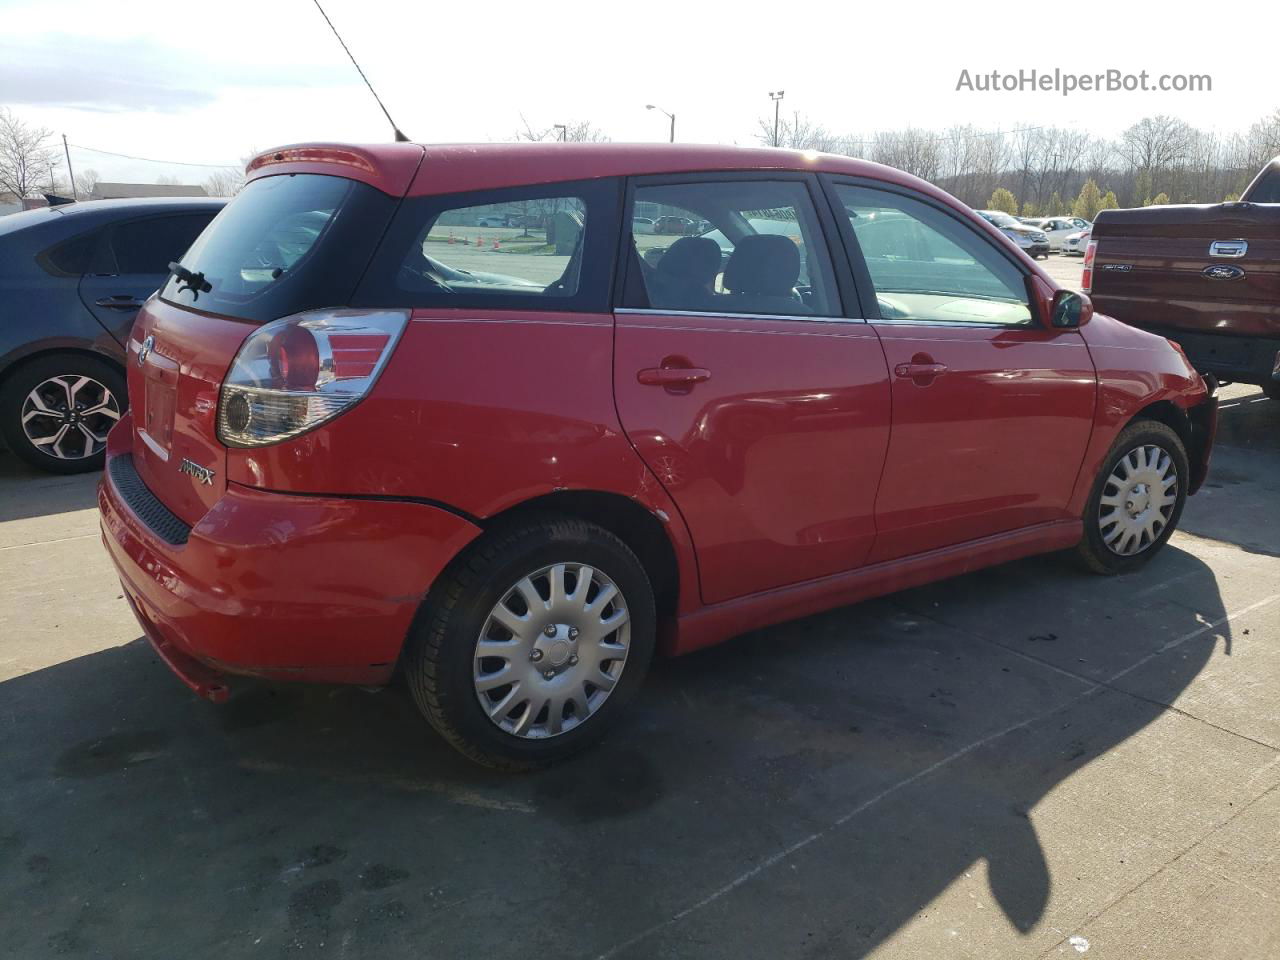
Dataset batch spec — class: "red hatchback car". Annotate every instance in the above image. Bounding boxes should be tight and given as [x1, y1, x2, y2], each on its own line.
[100, 142, 1216, 768]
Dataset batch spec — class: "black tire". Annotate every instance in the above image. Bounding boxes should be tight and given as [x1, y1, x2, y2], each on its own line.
[1075, 419, 1189, 575]
[0, 353, 126, 474]
[404, 516, 656, 770]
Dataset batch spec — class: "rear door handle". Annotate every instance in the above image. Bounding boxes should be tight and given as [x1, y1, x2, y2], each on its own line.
[637, 367, 712, 386]
[894, 362, 948, 379]
[95, 296, 147, 310]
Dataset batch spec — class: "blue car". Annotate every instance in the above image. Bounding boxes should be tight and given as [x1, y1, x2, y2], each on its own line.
[0, 198, 223, 472]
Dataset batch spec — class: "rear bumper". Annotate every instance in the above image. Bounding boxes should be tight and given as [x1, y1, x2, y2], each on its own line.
[1187, 392, 1218, 496]
[1134, 326, 1280, 387]
[99, 416, 482, 692]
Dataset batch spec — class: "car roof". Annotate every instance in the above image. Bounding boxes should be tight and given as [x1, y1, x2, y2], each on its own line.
[50, 196, 227, 218]
[246, 141, 959, 206]
[0, 196, 224, 235]
[0, 196, 225, 244]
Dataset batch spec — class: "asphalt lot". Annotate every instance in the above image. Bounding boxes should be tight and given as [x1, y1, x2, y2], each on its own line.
[1, 301, 1278, 958]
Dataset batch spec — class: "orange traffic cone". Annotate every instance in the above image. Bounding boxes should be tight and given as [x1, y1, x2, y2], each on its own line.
[448, 233, 454, 244]
[492, 239, 500, 250]
[475, 235, 484, 247]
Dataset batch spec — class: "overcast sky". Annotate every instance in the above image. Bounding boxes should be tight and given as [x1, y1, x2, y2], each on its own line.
[2, 0, 1276, 186]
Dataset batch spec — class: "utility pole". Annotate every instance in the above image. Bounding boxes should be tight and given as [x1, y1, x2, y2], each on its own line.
[62, 134, 78, 200]
[769, 91, 785, 147]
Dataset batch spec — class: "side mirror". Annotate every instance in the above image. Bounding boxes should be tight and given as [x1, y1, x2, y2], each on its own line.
[1050, 289, 1093, 328]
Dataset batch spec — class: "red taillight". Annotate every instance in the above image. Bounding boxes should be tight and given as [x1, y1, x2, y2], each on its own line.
[329, 333, 390, 380]
[1082, 239, 1097, 293]
[218, 309, 408, 448]
[269, 325, 321, 389]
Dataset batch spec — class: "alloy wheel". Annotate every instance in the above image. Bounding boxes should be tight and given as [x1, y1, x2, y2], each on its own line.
[20, 375, 121, 461]
[473, 562, 631, 739]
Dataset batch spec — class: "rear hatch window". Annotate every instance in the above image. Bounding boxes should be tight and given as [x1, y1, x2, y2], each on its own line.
[161, 173, 397, 324]
[1246, 169, 1280, 203]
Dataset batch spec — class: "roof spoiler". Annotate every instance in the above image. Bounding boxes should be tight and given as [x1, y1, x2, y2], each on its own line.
[244, 142, 425, 197]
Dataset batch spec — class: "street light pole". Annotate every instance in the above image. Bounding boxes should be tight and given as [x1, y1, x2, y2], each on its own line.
[769, 91, 785, 147]
[553, 124, 567, 142]
[645, 104, 675, 143]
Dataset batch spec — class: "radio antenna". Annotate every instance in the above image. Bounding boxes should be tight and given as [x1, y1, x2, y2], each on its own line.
[310, 0, 410, 142]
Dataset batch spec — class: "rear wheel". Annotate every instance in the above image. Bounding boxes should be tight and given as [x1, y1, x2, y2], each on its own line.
[0, 354, 125, 474]
[405, 517, 656, 770]
[1075, 420, 1188, 575]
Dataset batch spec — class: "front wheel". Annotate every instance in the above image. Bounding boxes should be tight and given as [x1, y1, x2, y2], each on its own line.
[405, 517, 656, 769]
[1075, 420, 1189, 574]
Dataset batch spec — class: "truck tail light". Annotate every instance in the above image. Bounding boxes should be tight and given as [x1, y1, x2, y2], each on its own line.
[1082, 239, 1097, 293]
[217, 309, 408, 448]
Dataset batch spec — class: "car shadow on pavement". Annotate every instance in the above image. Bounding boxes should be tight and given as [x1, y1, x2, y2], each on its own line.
[1178, 388, 1280, 559]
[1214, 386, 1279, 454]
[0, 544, 1234, 958]
[0, 453, 101, 525]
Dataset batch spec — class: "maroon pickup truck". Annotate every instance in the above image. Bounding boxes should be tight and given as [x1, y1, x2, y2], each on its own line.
[1086, 157, 1280, 398]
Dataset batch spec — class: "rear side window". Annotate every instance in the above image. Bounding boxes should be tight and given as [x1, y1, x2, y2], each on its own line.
[161, 174, 397, 324]
[38, 230, 99, 277]
[101, 214, 215, 275]
[354, 178, 621, 312]
[622, 179, 840, 317]
[1247, 169, 1280, 203]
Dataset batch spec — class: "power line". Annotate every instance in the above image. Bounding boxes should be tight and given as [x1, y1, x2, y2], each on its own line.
[68, 143, 239, 169]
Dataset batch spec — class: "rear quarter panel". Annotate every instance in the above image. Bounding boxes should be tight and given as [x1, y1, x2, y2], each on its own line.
[226, 309, 702, 615]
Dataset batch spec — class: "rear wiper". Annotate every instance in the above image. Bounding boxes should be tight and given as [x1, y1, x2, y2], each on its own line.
[168, 261, 212, 299]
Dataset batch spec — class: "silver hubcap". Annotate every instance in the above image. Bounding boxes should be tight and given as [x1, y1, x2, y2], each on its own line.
[474, 562, 630, 739]
[1099, 443, 1179, 556]
[20, 375, 120, 460]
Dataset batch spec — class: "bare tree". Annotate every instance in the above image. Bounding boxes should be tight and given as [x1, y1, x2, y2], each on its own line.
[205, 153, 258, 197]
[203, 167, 245, 197]
[754, 112, 845, 152]
[1243, 109, 1280, 172]
[515, 116, 610, 143]
[75, 167, 100, 198]
[0, 107, 58, 199]
[866, 128, 942, 182]
[1118, 115, 1193, 171]
[1116, 115, 1195, 200]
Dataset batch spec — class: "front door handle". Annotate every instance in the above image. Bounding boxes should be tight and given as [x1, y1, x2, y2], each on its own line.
[95, 296, 146, 310]
[894, 361, 948, 379]
[637, 367, 712, 387]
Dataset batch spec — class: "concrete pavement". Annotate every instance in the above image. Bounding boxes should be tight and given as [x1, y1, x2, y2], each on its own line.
[0, 385, 1277, 959]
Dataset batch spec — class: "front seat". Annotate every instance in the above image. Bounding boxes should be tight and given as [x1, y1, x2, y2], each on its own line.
[721, 234, 807, 314]
[647, 236, 722, 310]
